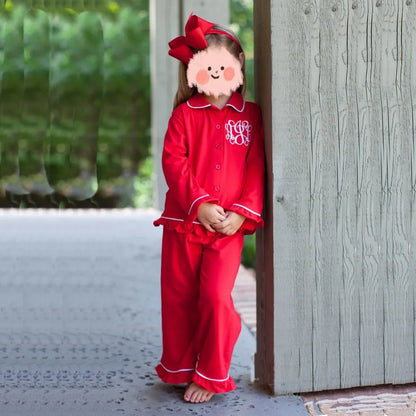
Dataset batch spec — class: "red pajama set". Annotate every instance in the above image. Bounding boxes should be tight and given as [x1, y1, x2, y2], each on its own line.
[154, 91, 265, 393]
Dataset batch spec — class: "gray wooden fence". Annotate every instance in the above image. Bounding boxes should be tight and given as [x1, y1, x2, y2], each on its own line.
[255, 0, 416, 394]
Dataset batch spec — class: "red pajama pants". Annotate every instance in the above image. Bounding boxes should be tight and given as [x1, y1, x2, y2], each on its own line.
[155, 227, 244, 393]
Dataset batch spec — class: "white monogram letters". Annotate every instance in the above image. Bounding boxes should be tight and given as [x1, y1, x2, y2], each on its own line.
[225, 120, 252, 146]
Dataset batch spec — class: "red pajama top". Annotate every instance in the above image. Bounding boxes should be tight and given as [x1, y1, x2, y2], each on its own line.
[154, 91, 265, 235]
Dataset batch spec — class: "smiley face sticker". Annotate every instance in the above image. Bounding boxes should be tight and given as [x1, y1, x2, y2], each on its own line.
[187, 46, 244, 98]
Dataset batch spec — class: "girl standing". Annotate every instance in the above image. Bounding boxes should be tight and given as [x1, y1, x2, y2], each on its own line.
[154, 13, 265, 403]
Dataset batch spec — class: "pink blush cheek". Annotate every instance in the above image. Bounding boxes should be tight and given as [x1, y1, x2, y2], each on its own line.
[196, 69, 210, 85]
[223, 67, 235, 81]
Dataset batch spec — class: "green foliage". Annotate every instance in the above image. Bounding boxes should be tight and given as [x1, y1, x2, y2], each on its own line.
[133, 155, 154, 208]
[241, 233, 256, 269]
[0, 0, 150, 208]
[230, 0, 254, 101]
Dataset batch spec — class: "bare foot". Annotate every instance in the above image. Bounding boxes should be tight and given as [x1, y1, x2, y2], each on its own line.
[184, 382, 214, 403]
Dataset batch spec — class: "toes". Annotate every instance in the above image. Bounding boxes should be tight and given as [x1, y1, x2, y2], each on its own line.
[186, 387, 197, 403]
[203, 392, 214, 402]
[184, 383, 214, 403]
[197, 390, 206, 403]
[184, 387, 192, 402]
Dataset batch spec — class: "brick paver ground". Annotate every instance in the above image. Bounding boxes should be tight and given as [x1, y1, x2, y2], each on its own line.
[233, 265, 257, 336]
[231, 236, 416, 416]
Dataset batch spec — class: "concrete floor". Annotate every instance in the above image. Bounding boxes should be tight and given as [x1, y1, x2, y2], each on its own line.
[0, 209, 308, 416]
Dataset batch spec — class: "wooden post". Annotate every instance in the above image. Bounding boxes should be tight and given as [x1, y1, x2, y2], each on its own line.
[150, 0, 229, 209]
[254, 0, 416, 394]
[150, 0, 180, 209]
[253, 0, 275, 394]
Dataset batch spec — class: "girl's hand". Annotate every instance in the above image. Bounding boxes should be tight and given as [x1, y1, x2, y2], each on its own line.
[197, 203, 226, 233]
[212, 211, 245, 236]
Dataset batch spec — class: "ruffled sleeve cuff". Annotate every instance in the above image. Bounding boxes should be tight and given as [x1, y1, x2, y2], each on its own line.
[229, 203, 263, 224]
[185, 194, 218, 224]
[153, 216, 222, 239]
[153, 216, 197, 233]
[229, 203, 264, 234]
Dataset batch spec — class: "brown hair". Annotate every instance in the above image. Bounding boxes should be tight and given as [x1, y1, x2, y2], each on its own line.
[173, 24, 246, 109]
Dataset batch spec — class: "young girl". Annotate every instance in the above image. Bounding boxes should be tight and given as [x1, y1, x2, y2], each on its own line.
[154, 13, 265, 404]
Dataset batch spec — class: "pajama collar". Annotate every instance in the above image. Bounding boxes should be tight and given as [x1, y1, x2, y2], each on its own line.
[187, 92, 245, 113]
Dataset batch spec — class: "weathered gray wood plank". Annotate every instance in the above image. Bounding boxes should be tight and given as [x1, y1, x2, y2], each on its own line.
[407, 0, 416, 385]
[258, 0, 416, 393]
[270, 0, 315, 393]
[354, 0, 385, 386]
[332, 0, 361, 389]
[253, 0, 275, 392]
[382, 0, 415, 383]
[375, 0, 408, 384]
[303, 0, 327, 392]
[309, 1, 340, 391]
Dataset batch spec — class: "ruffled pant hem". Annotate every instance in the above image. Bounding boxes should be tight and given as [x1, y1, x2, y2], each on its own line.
[155, 363, 193, 385]
[192, 371, 236, 394]
[155, 364, 236, 394]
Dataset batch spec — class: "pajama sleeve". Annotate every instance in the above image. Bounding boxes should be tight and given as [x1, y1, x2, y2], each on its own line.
[229, 107, 265, 231]
[162, 108, 217, 223]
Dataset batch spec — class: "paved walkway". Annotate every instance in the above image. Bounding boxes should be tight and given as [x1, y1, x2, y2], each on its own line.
[0, 209, 307, 416]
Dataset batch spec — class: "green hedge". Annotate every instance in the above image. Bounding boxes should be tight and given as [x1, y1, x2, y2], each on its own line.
[0, 0, 150, 207]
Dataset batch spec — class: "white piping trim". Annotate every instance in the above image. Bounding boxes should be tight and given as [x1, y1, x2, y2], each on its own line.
[187, 98, 245, 112]
[188, 194, 210, 215]
[226, 100, 245, 113]
[187, 101, 211, 109]
[195, 369, 230, 382]
[231, 203, 261, 217]
[159, 362, 194, 374]
[160, 216, 202, 225]
[161, 216, 183, 222]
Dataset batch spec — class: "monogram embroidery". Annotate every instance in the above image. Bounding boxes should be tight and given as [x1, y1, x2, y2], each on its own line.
[225, 120, 252, 146]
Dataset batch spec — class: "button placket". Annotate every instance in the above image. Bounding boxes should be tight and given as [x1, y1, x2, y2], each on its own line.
[213, 121, 223, 194]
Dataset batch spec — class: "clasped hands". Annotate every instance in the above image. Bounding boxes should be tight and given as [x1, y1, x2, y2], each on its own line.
[197, 202, 245, 235]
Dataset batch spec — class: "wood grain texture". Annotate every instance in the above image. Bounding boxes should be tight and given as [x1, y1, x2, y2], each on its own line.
[408, 0, 416, 385]
[269, 0, 316, 393]
[332, 0, 361, 389]
[261, 0, 416, 393]
[253, 0, 275, 393]
[382, 0, 415, 383]
[349, 0, 385, 387]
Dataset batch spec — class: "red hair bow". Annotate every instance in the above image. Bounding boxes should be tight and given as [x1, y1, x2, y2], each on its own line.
[168, 13, 215, 64]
